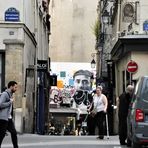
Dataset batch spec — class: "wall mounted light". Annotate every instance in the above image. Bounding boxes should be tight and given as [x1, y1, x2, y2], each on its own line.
[102, 9, 110, 24]
[91, 53, 96, 69]
[91, 59, 96, 69]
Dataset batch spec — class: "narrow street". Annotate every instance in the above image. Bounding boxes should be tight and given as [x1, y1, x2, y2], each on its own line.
[1, 0, 148, 148]
[2, 134, 127, 148]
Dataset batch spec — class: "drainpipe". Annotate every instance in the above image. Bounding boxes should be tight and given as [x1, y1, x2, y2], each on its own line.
[115, 0, 121, 97]
[34, 0, 38, 133]
[116, 0, 121, 41]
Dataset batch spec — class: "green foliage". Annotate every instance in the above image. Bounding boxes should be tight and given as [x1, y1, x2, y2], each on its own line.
[91, 19, 100, 41]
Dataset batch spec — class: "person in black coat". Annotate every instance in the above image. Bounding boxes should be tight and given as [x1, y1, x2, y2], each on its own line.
[118, 85, 134, 145]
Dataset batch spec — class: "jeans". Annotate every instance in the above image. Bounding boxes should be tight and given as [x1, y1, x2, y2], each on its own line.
[0, 119, 18, 148]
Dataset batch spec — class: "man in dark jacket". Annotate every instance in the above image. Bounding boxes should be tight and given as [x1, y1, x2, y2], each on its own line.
[0, 81, 18, 148]
[118, 85, 134, 145]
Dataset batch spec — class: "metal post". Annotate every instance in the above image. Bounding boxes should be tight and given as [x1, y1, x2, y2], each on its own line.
[34, 0, 38, 133]
[96, 50, 100, 80]
[95, 45, 102, 86]
[130, 73, 132, 85]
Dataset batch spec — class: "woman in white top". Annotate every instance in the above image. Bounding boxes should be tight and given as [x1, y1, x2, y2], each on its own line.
[93, 85, 108, 139]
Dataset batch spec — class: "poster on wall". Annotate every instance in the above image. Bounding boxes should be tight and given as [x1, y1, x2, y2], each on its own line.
[49, 62, 96, 114]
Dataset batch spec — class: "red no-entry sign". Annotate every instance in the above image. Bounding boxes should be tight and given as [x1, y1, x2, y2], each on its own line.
[127, 60, 138, 73]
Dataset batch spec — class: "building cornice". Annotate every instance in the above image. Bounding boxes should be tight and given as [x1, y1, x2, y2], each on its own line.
[0, 22, 37, 47]
[111, 35, 148, 61]
[3, 39, 24, 45]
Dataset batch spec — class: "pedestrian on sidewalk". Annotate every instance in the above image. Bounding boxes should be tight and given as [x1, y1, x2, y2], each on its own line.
[91, 85, 108, 139]
[87, 93, 95, 135]
[118, 85, 134, 145]
[0, 81, 19, 148]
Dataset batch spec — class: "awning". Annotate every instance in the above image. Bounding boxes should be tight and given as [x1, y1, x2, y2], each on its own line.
[49, 108, 78, 114]
[111, 35, 148, 61]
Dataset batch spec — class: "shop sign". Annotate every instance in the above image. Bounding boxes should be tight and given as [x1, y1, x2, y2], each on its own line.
[37, 60, 48, 71]
[5, 7, 20, 22]
[143, 20, 148, 31]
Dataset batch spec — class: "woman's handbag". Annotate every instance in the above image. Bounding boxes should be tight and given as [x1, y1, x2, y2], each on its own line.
[89, 100, 98, 117]
[90, 108, 97, 117]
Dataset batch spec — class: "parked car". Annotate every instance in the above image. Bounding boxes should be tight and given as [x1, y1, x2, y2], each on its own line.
[127, 76, 148, 148]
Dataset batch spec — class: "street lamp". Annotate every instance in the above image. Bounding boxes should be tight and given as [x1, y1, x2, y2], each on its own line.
[100, 10, 110, 43]
[91, 59, 96, 69]
[98, 9, 110, 79]
[102, 10, 110, 24]
[91, 53, 96, 69]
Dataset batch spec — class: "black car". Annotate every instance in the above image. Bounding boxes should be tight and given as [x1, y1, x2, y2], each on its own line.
[127, 76, 148, 148]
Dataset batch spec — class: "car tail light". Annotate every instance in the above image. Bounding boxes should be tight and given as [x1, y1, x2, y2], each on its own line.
[136, 109, 144, 122]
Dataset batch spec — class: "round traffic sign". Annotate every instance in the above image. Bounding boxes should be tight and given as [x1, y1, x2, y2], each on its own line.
[127, 60, 138, 73]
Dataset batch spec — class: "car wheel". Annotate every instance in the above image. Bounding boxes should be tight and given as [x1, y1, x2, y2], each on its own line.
[127, 137, 131, 147]
[131, 140, 141, 148]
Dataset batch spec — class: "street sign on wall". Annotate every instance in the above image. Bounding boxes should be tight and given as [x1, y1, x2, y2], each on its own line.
[143, 20, 148, 31]
[5, 7, 20, 22]
[127, 60, 138, 73]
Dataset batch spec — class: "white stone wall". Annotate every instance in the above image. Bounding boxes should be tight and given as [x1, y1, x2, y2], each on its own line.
[0, 24, 24, 49]
[37, 16, 49, 59]
[23, 0, 35, 32]
[49, 0, 98, 63]
[0, 0, 49, 133]
[0, 0, 24, 22]
[132, 51, 148, 79]
[0, 24, 36, 89]
[115, 54, 131, 96]
[0, 0, 49, 60]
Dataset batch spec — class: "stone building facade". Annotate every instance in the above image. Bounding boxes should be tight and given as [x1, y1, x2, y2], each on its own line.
[98, 0, 148, 134]
[49, 0, 98, 63]
[0, 0, 50, 133]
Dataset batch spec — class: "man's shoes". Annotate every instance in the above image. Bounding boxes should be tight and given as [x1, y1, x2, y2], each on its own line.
[120, 142, 127, 145]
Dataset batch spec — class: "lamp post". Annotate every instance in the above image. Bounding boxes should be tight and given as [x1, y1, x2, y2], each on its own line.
[102, 10, 110, 24]
[91, 9, 110, 87]
[90, 44, 102, 87]
[99, 9, 110, 78]
[91, 53, 96, 69]
[91, 59, 96, 69]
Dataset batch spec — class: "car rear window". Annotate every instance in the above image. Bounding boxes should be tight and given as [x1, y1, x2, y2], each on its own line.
[141, 78, 148, 101]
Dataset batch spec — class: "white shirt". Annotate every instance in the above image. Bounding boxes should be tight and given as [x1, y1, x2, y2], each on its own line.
[8, 103, 12, 119]
[93, 94, 105, 112]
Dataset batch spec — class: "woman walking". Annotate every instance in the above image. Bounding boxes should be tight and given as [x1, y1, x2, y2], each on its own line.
[92, 86, 108, 139]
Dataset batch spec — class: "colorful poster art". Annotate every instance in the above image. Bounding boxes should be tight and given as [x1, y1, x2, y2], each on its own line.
[49, 62, 95, 114]
[72, 70, 94, 114]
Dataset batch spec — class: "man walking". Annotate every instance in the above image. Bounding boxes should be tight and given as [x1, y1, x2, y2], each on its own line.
[0, 81, 19, 148]
[118, 85, 134, 145]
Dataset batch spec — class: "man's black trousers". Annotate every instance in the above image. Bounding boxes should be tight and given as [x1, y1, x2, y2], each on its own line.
[119, 116, 127, 144]
[0, 119, 18, 148]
